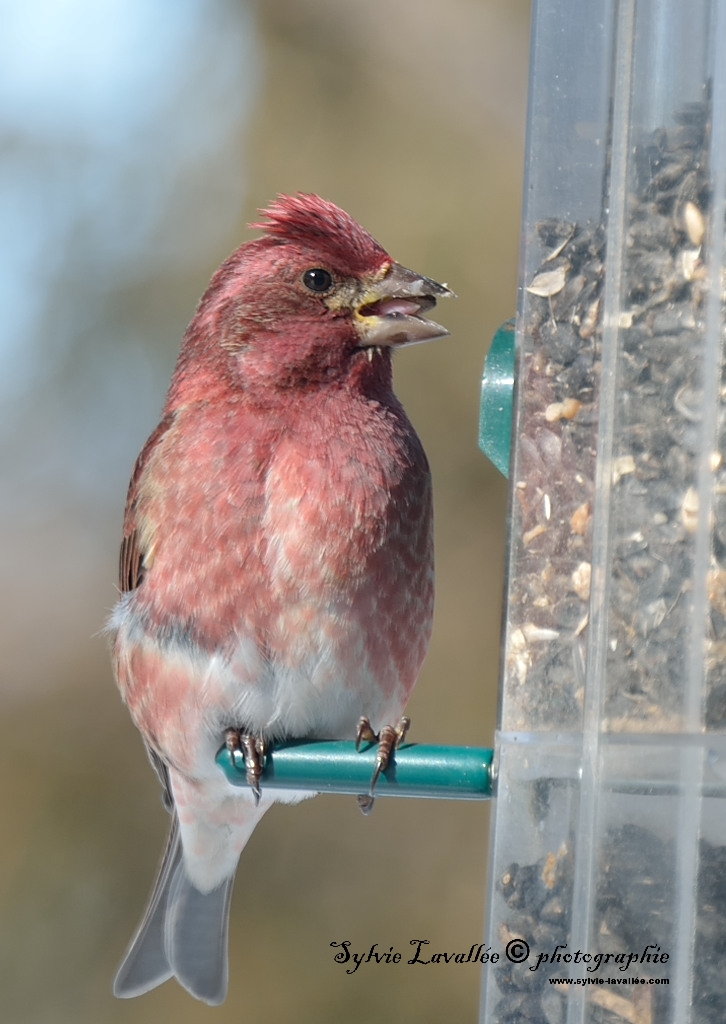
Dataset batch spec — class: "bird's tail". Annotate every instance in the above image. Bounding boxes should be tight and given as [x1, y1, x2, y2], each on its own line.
[113, 817, 234, 1006]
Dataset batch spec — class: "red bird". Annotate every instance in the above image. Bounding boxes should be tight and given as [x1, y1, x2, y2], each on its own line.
[109, 193, 451, 1004]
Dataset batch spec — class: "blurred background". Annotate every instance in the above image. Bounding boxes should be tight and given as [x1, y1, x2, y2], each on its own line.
[0, 1, 529, 1021]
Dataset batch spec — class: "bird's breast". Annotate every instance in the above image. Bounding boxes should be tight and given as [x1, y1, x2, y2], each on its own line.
[116, 394, 433, 759]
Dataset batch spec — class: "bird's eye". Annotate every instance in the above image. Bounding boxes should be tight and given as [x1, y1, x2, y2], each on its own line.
[302, 268, 334, 293]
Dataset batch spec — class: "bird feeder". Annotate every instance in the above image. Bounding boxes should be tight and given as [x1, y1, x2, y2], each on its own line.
[479, 1, 726, 1021]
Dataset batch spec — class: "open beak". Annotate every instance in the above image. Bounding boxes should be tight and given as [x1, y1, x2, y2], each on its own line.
[355, 262, 455, 349]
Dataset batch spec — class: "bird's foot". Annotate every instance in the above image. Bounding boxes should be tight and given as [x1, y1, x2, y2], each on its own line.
[355, 715, 411, 815]
[225, 728, 267, 805]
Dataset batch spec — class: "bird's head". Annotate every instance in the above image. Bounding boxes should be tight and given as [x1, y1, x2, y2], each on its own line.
[171, 193, 453, 402]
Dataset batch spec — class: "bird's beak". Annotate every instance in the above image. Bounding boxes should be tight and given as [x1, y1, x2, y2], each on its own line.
[355, 262, 455, 348]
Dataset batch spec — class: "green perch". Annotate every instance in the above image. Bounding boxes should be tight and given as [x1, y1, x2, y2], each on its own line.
[217, 740, 494, 800]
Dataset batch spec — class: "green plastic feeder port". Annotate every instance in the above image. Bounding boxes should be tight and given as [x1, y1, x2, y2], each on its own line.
[479, 320, 515, 478]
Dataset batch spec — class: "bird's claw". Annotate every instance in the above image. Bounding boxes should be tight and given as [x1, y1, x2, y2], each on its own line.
[225, 728, 267, 805]
[355, 715, 411, 815]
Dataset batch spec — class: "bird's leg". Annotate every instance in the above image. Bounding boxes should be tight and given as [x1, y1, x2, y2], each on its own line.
[355, 715, 411, 816]
[224, 728, 267, 805]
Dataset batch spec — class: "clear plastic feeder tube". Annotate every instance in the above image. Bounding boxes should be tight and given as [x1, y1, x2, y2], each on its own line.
[481, 2, 726, 1022]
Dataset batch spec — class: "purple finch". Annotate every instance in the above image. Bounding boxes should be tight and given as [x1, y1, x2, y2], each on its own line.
[109, 193, 452, 1004]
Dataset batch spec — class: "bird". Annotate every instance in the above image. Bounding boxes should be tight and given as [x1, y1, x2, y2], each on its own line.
[108, 192, 452, 1004]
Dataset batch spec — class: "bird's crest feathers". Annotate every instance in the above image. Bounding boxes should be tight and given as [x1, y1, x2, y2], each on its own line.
[250, 193, 389, 275]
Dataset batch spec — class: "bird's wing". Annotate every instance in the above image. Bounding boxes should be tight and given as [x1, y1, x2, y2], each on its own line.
[119, 412, 175, 594]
